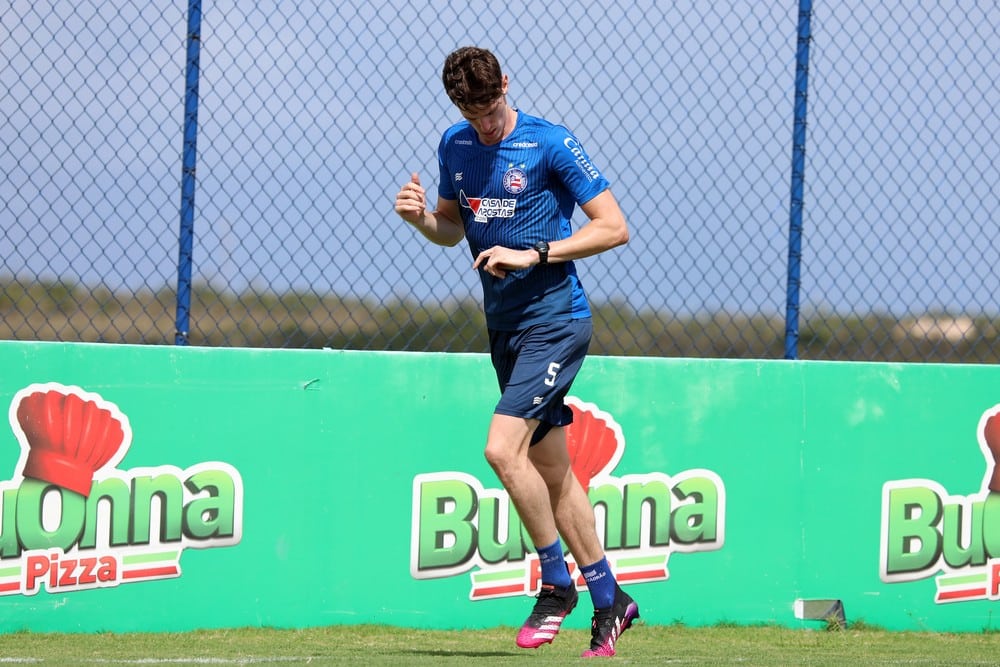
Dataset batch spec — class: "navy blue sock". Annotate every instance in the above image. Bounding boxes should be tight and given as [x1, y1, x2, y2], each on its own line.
[537, 538, 571, 588]
[581, 556, 616, 608]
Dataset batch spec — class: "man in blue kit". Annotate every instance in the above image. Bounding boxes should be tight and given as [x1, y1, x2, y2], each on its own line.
[394, 46, 638, 658]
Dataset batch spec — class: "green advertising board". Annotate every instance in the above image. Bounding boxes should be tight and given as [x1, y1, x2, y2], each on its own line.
[0, 340, 998, 634]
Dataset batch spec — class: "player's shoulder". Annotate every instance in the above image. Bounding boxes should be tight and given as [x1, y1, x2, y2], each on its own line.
[517, 111, 568, 136]
[516, 111, 579, 149]
[440, 121, 477, 148]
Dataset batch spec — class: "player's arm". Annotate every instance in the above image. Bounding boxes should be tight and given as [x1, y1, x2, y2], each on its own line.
[474, 189, 628, 278]
[544, 189, 629, 263]
[395, 172, 465, 247]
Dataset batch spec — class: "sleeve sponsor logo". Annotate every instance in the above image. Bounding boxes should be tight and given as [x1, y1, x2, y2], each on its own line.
[563, 137, 601, 181]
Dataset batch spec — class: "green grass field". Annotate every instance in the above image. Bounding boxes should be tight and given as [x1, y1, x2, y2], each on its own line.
[2, 624, 1000, 666]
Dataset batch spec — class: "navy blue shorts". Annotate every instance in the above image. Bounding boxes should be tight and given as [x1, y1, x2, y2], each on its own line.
[489, 318, 592, 429]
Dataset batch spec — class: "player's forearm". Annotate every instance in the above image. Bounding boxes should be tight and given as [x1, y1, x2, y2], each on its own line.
[408, 209, 465, 247]
[545, 189, 629, 262]
[548, 215, 629, 263]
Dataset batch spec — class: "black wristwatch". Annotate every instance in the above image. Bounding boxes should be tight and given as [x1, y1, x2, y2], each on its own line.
[533, 240, 550, 265]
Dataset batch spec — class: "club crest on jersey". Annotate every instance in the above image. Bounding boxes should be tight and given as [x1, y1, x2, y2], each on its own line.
[503, 167, 527, 194]
[459, 190, 516, 224]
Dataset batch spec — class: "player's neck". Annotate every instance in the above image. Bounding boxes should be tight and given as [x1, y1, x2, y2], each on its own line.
[499, 105, 517, 141]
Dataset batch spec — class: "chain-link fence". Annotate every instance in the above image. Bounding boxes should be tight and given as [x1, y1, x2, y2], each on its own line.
[2, 1, 998, 361]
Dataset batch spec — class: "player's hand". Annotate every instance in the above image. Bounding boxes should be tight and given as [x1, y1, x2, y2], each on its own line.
[395, 172, 426, 225]
[473, 245, 536, 279]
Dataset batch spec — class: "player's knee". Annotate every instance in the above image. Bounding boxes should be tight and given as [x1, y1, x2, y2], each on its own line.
[483, 440, 510, 472]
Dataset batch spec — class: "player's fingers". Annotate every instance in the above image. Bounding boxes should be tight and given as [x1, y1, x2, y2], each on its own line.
[472, 248, 494, 270]
[411, 172, 421, 186]
[400, 178, 424, 200]
[396, 184, 424, 207]
[394, 191, 421, 221]
[474, 249, 506, 278]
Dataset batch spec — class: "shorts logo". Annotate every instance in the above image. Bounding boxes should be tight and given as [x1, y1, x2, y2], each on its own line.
[503, 166, 527, 194]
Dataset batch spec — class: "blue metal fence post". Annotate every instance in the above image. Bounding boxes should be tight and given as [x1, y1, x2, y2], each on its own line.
[785, 0, 812, 360]
[175, 0, 202, 346]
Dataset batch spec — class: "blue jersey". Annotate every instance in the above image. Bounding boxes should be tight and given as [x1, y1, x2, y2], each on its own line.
[437, 110, 609, 331]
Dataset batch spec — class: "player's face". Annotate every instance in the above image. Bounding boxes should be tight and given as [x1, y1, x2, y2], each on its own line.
[460, 95, 509, 146]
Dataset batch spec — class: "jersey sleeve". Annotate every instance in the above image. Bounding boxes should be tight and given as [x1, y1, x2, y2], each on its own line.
[436, 132, 456, 201]
[545, 126, 610, 206]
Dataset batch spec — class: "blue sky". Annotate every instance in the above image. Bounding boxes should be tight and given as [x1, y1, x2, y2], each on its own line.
[2, 1, 997, 318]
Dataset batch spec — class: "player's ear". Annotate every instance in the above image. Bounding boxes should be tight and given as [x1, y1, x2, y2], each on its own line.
[501, 74, 509, 96]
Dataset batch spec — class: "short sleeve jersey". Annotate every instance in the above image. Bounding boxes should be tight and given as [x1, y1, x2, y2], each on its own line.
[437, 110, 610, 331]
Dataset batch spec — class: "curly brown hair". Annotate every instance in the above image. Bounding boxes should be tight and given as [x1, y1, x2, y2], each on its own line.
[441, 46, 504, 109]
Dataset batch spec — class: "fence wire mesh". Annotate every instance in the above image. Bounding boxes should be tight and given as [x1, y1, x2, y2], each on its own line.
[2, 1, 998, 361]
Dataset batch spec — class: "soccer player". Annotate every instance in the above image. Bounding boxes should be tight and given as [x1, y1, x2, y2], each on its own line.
[394, 46, 638, 657]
